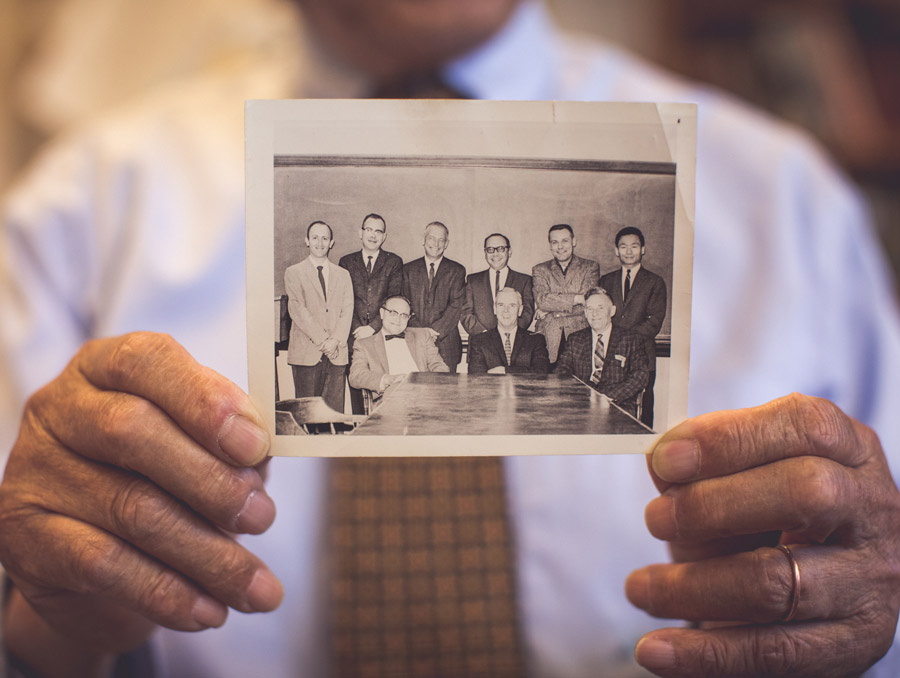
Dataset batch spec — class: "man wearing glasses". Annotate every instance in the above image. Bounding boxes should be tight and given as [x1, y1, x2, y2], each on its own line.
[339, 213, 403, 413]
[461, 232, 535, 337]
[349, 294, 449, 394]
[402, 221, 466, 372]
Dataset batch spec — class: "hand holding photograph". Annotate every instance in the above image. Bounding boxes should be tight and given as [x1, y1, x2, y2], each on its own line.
[245, 100, 695, 456]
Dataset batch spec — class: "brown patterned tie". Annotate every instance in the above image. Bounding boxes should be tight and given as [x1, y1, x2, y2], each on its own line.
[328, 457, 525, 677]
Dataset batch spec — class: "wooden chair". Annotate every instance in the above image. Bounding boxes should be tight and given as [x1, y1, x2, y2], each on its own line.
[275, 397, 366, 434]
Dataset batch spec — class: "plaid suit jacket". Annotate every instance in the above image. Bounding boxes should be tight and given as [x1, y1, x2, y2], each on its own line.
[555, 325, 648, 415]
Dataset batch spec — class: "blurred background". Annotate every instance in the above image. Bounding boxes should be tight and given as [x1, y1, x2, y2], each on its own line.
[1, 0, 897, 283]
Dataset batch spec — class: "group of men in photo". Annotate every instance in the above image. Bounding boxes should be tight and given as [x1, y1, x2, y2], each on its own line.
[283, 213, 668, 427]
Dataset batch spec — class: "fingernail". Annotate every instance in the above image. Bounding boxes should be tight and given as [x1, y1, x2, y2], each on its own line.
[235, 490, 276, 534]
[246, 568, 284, 612]
[624, 569, 650, 609]
[192, 596, 228, 628]
[644, 495, 677, 540]
[218, 415, 269, 465]
[635, 637, 676, 671]
[652, 439, 700, 482]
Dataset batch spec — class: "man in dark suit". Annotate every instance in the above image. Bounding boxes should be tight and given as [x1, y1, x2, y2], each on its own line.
[598, 226, 666, 427]
[339, 213, 403, 413]
[532, 224, 601, 363]
[402, 221, 466, 372]
[556, 286, 648, 418]
[461, 233, 534, 336]
[349, 295, 449, 394]
[468, 287, 550, 374]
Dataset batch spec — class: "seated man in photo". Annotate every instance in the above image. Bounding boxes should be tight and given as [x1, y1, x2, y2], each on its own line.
[556, 286, 648, 417]
[468, 287, 550, 375]
[348, 294, 449, 395]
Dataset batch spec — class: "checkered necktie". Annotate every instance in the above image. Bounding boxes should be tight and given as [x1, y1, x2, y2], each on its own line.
[590, 335, 605, 384]
[329, 458, 525, 677]
[504, 333, 513, 366]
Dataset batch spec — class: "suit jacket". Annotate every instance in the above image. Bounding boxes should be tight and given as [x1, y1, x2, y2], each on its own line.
[285, 258, 354, 366]
[532, 254, 600, 361]
[460, 268, 535, 335]
[555, 325, 648, 416]
[467, 328, 550, 375]
[599, 266, 667, 368]
[348, 327, 449, 392]
[402, 256, 466, 368]
[338, 249, 403, 335]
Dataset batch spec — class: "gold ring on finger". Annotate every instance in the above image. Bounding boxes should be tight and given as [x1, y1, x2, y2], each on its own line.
[776, 543, 801, 622]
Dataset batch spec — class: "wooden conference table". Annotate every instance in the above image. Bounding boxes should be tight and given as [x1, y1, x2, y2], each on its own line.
[352, 372, 651, 436]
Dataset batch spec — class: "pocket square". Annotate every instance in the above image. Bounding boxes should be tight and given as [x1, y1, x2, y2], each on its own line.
[615, 354, 626, 366]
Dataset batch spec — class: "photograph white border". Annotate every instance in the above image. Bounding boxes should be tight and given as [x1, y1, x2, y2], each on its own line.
[246, 100, 695, 456]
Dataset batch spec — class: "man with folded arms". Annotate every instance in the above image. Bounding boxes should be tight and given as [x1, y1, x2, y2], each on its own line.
[349, 294, 448, 395]
[467, 287, 549, 375]
[556, 286, 648, 417]
[532, 223, 601, 363]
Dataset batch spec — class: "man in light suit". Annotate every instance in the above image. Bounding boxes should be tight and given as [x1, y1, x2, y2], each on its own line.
[467, 287, 550, 375]
[556, 286, 648, 418]
[338, 213, 404, 413]
[461, 233, 534, 336]
[532, 223, 601, 363]
[599, 226, 667, 428]
[402, 221, 466, 372]
[349, 295, 449, 394]
[284, 220, 354, 412]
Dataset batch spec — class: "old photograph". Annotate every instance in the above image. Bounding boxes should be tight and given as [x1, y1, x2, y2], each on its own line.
[246, 100, 695, 455]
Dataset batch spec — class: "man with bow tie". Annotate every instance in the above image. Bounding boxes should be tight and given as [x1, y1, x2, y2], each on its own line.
[348, 294, 449, 395]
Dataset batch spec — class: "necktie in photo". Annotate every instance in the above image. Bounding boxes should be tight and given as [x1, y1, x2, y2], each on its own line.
[384, 333, 406, 341]
[624, 269, 631, 302]
[495, 270, 501, 296]
[428, 262, 436, 291]
[367, 256, 373, 275]
[590, 335, 605, 384]
[504, 333, 513, 366]
[317, 265, 327, 301]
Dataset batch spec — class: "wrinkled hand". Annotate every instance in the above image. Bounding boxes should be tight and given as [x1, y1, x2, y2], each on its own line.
[626, 394, 900, 677]
[0, 333, 282, 670]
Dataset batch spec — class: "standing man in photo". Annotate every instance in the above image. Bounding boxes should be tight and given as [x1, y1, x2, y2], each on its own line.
[599, 226, 667, 428]
[284, 220, 354, 412]
[532, 224, 600, 363]
[339, 213, 403, 413]
[402, 221, 466, 372]
[461, 232, 534, 336]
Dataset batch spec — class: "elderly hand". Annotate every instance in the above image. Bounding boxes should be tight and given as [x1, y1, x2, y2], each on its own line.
[0, 333, 282, 675]
[626, 393, 900, 677]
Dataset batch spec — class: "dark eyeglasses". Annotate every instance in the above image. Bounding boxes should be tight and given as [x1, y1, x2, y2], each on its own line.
[484, 246, 509, 254]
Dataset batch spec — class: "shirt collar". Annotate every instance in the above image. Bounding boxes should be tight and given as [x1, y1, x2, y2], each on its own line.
[443, 1, 557, 100]
[623, 263, 642, 277]
[425, 255, 444, 268]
